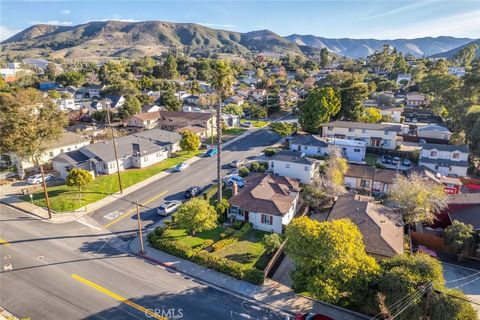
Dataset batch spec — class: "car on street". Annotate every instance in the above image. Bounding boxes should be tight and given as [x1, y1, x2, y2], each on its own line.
[381, 155, 392, 164]
[241, 121, 252, 128]
[205, 148, 218, 157]
[295, 313, 334, 320]
[230, 159, 245, 168]
[27, 173, 54, 185]
[402, 158, 412, 166]
[185, 186, 202, 199]
[174, 162, 189, 172]
[157, 200, 182, 216]
[224, 174, 245, 188]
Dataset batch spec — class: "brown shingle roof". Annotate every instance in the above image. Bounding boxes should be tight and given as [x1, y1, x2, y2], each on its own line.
[346, 164, 398, 184]
[228, 173, 300, 216]
[130, 112, 160, 121]
[328, 194, 404, 257]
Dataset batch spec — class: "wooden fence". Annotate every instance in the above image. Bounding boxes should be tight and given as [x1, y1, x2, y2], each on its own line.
[411, 231, 456, 254]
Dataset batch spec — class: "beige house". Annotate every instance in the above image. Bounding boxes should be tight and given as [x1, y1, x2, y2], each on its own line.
[126, 112, 160, 130]
[344, 164, 398, 196]
[158, 111, 217, 139]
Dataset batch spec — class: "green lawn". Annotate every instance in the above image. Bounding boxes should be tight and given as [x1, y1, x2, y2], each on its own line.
[22, 150, 202, 212]
[365, 153, 378, 166]
[162, 227, 226, 249]
[223, 128, 247, 136]
[214, 230, 269, 269]
[240, 119, 269, 128]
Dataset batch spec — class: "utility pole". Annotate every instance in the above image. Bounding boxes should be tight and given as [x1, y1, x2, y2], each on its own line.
[39, 165, 52, 219]
[105, 99, 123, 194]
[216, 96, 223, 203]
[210, 103, 214, 149]
[136, 200, 145, 254]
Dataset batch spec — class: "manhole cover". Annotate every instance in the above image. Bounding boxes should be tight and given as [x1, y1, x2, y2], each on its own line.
[104, 211, 121, 220]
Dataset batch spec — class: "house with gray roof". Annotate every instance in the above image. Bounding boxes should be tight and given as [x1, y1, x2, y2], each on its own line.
[52, 129, 181, 179]
[419, 143, 470, 177]
[321, 121, 403, 150]
[417, 124, 452, 141]
[328, 194, 404, 259]
[269, 150, 320, 184]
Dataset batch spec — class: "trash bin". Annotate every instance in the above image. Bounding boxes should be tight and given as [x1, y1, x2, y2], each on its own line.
[21, 188, 29, 195]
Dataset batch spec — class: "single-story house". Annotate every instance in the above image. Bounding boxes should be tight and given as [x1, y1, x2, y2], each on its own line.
[228, 174, 300, 234]
[419, 143, 470, 177]
[158, 111, 216, 138]
[52, 129, 181, 179]
[328, 194, 404, 259]
[269, 150, 320, 184]
[344, 164, 398, 196]
[417, 124, 452, 141]
[221, 113, 241, 127]
[405, 92, 428, 107]
[223, 95, 245, 106]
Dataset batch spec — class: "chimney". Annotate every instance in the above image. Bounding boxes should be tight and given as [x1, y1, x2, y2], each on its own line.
[232, 182, 238, 196]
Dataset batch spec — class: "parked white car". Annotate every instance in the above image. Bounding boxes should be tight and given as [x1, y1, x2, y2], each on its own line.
[174, 162, 189, 172]
[241, 121, 252, 128]
[230, 159, 245, 168]
[157, 200, 182, 216]
[27, 174, 54, 185]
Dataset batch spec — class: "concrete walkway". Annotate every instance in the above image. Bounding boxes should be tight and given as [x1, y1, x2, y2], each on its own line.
[0, 127, 262, 224]
[129, 224, 368, 320]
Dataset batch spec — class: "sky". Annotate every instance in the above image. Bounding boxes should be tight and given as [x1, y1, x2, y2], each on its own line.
[1, 0, 480, 41]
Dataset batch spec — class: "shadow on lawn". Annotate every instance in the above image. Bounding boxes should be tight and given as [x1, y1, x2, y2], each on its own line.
[223, 252, 257, 264]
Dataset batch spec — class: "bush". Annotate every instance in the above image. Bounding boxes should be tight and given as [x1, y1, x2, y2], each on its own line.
[212, 237, 237, 252]
[232, 220, 244, 230]
[264, 148, 276, 157]
[152, 238, 194, 260]
[238, 167, 250, 178]
[203, 184, 219, 200]
[250, 161, 268, 172]
[154, 227, 166, 237]
[243, 268, 265, 285]
[263, 233, 283, 253]
[236, 222, 253, 239]
[192, 251, 245, 279]
[224, 227, 235, 237]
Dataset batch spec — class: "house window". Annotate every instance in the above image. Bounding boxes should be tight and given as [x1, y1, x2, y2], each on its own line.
[383, 140, 391, 147]
[304, 166, 309, 171]
[109, 162, 115, 169]
[297, 145, 301, 151]
[261, 214, 273, 225]
[360, 179, 370, 188]
[328, 126, 333, 130]
[271, 162, 274, 168]
[452, 152, 460, 159]
[67, 147, 71, 151]
[286, 163, 290, 168]
[60, 149, 64, 153]
[49, 151, 54, 157]
[362, 129, 366, 134]
[384, 130, 390, 135]
[303, 146, 307, 150]
[354, 148, 360, 152]
[348, 128, 354, 132]
[430, 150, 438, 157]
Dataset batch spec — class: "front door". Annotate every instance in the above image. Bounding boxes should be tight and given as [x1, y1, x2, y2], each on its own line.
[244, 211, 249, 222]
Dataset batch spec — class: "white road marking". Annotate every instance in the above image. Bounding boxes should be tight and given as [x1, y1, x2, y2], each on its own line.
[103, 211, 121, 220]
[3, 263, 12, 271]
[76, 218, 103, 231]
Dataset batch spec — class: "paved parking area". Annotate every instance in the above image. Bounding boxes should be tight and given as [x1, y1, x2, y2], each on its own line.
[443, 262, 480, 316]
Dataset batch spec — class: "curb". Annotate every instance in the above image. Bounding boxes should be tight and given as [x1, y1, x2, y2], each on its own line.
[0, 307, 18, 320]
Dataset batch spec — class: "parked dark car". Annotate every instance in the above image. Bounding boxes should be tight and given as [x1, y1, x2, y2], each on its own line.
[185, 186, 202, 199]
[295, 313, 334, 320]
[381, 155, 393, 164]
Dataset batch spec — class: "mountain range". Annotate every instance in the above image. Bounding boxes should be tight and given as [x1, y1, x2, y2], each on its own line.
[0, 20, 477, 60]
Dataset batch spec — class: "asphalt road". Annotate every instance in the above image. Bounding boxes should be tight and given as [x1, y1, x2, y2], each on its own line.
[0, 204, 290, 320]
[89, 128, 282, 240]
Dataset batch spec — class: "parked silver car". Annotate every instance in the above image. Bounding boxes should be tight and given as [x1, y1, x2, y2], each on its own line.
[157, 200, 182, 216]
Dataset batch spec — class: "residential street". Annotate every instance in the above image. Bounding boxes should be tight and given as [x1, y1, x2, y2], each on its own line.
[0, 204, 290, 320]
[89, 128, 282, 239]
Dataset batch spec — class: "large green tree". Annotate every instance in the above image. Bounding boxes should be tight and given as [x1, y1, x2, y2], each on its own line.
[445, 221, 478, 259]
[0, 89, 67, 170]
[453, 44, 479, 68]
[179, 130, 200, 154]
[285, 217, 379, 304]
[118, 95, 141, 120]
[161, 91, 182, 111]
[174, 198, 217, 235]
[298, 87, 341, 133]
[158, 54, 179, 79]
[56, 71, 85, 87]
[66, 168, 94, 205]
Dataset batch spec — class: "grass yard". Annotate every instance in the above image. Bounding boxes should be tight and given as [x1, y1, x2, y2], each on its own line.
[161, 226, 226, 249]
[240, 119, 269, 128]
[223, 127, 247, 136]
[214, 229, 270, 269]
[365, 153, 378, 166]
[22, 150, 202, 212]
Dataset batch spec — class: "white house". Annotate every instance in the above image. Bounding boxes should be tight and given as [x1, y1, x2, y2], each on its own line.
[419, 143, 470, 177]
[126, 112, 160, 130]
[7, 132, 91, 177]
[289, 134, 366, 162]
[448, 67, 466, 77]
[396, 73, 411, 85]
[269, 151, 319, 184]
[417, 124, 452, 141]
[56, 98, 77, 111]
[321, 121, 402, 150]
[249, 89, 267, 101]
[228, 174, 300, 234]
[52, 129, 181, 179]
[405, 92, 428, 107]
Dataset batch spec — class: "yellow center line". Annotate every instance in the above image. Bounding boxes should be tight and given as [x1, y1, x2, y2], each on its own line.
[0, 238, 10, 246]
[71, 274, 166, 320]
[102, 191, 168, 228]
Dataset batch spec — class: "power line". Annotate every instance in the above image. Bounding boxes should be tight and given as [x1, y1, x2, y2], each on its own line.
[390, 284, 431, 319]
[446, 270, 480, 284]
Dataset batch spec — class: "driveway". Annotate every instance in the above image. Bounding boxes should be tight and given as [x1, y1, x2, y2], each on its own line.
[443, 262, 480, 316]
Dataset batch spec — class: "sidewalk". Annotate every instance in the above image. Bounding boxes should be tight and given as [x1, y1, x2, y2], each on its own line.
[129, 224, 368, 320]
[0, 127, 265, 223]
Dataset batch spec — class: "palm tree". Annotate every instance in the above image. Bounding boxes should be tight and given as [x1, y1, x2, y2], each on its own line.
[211, 60, 235, 203]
